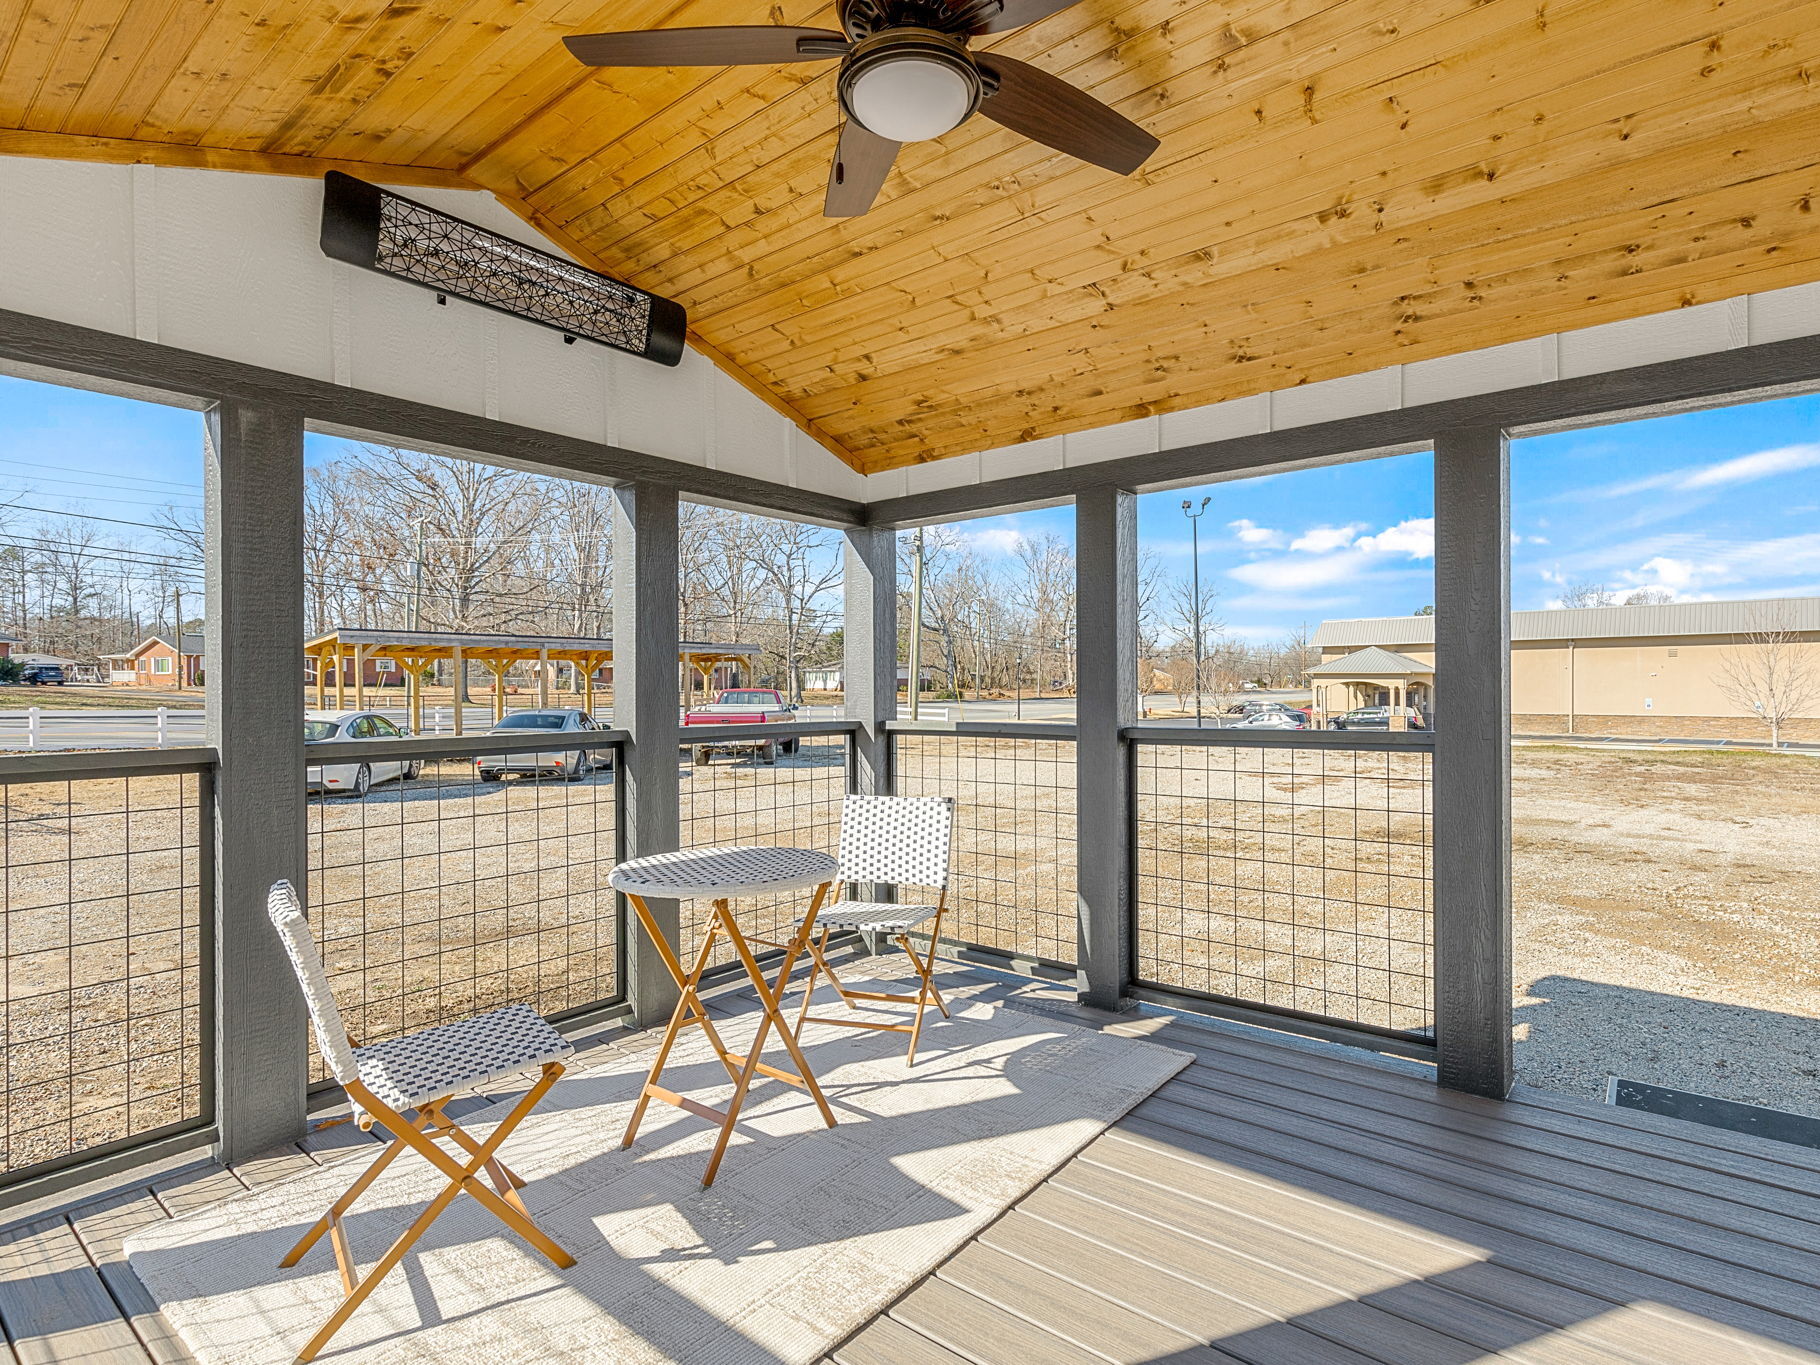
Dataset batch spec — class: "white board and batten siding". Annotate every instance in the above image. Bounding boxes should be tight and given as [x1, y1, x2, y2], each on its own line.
[859, 284, 1820, 505]
[0, 156, 865, 504]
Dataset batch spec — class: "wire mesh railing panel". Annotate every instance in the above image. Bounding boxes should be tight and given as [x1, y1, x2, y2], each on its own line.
[1, 769, 207, 1179]
[1134, 741, 1433, 1036]
[676, 733, 849, 969]
[891, 733, 1077, 965]
[306, 747, 619, 1082]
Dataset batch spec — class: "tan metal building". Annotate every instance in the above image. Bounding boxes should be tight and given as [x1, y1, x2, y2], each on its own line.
[1311, 598, 1820, 740]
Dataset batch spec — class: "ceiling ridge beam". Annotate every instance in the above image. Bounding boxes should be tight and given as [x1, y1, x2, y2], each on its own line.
[0, 128, 480, 191]
[488, 190, 867, 475]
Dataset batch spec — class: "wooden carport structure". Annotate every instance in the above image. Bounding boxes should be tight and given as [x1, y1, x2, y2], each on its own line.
[304, 628, 758, 735]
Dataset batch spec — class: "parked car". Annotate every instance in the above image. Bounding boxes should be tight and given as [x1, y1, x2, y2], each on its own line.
[684, 687, 799, 765]
[1228, 708, 1309, 730]
[305, 710, 421, 798]
[20, 664, 65, 686]
[1328, 706, 1427, 731]
[476, 709, 611, 782]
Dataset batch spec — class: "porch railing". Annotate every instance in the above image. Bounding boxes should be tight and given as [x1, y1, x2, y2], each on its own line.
[1129, 727, 1435, 1043]
[302, 731, 626, 1083]
[0, 748, 214, 1188]
[889, 722, 1079, 969]
[0, 709, 1442, 1193]
[676, 721, 856, 968]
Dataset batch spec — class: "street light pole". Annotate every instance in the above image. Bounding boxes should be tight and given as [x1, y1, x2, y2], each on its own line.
[1182, 496, 1210, 726]
[907, 526, 925, 721]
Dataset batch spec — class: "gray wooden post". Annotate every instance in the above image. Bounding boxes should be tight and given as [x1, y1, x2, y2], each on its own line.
[205, 400, 308, 1162]
[1433, 426, 1514, 1097]
[1074, 486, 1138, 1012]
[843, 525, 897, 796]
[613, 481, 683, 1027]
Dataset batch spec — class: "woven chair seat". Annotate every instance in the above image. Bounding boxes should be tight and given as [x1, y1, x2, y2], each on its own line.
[800, 900, 939, 934]
[353, 1004, 573, 1115]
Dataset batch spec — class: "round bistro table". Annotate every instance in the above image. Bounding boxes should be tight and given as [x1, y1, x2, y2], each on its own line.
[608, 845, 840, 1186]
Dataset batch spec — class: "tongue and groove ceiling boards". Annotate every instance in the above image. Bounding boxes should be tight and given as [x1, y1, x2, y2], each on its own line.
[0, 0, 1817, 475]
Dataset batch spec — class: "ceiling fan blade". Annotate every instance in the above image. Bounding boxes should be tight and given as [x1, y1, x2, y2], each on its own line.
[825, 120, 901, 217]
[563, 27, 847, 67]
[966, 0, 1084, 35]
[976, 54, 1158, 175]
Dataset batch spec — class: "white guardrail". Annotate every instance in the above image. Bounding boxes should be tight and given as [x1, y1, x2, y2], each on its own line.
[0, 701, 858, 750]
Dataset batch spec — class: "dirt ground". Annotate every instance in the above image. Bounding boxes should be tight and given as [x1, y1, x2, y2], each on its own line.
[6, 738, 1818, 1176]
[1510, 745, 1820, 1117]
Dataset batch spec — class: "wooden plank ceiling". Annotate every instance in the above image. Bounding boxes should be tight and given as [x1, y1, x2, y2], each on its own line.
[1, 0, 1818, 474]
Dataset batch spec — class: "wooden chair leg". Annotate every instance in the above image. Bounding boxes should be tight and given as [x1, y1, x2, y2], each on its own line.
[792, 926, 833, 1039]
[292, 1067, 571, 1364]
[279, 1111, 426, 1268]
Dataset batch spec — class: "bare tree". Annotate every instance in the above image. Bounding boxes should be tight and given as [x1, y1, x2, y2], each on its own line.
[1558, 581, 1616, 608]
[1714, 612, 1820, 748]
[748, 519, 842, 703]
[1623, 588, 1673, 605]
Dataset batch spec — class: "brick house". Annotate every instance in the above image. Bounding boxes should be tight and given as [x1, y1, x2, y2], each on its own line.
[104, 632, 204, 688]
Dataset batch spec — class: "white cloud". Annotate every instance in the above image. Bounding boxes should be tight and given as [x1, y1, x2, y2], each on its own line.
[1681, 444, 1820, 489]
[1230, 550, 1373, 591]
[961, 527, 1025, 555]
[1581, 443, 1820, 499]
[1228, 518, 1284, 548]
[1289, 523, 1365, 554]
[1356, 517, 1433, 559]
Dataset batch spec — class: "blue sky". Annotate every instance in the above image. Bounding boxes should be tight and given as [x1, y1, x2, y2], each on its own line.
[954, 392, 1820, 641]
[3, 373, 1817, 642]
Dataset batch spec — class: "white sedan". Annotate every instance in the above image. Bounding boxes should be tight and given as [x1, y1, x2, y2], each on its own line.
[306, 710, 421, 798]
[1227, 708, 1309, 730]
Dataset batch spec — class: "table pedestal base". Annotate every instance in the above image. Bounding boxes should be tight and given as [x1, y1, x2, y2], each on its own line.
[623, 887, 835, 1186]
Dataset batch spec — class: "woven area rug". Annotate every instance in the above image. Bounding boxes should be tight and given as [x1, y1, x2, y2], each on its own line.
[126, 975, 1189, 1364]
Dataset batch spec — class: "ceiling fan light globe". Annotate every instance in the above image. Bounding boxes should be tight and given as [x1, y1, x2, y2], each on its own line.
[849, 57, 973, 141]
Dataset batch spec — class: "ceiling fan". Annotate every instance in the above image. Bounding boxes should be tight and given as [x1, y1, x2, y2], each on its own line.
[562, 0, 1160, 217]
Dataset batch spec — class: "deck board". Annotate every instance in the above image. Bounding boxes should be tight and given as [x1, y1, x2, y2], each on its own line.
[5, 962, 1820, 1363]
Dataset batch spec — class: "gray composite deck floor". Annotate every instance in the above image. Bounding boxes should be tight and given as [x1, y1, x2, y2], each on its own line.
[4, 961, 1820, 1364]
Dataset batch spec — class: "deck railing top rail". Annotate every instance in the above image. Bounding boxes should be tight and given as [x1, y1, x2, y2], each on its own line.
[886, 719, 1079, 740]
[0, 746, 218, 783]
[1127, 725, 1436, 750]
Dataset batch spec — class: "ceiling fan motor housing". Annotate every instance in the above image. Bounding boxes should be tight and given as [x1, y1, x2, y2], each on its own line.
[837, 28, 983, 142]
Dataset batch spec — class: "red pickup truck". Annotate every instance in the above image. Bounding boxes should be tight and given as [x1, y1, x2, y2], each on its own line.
[683, 688, 800, 765]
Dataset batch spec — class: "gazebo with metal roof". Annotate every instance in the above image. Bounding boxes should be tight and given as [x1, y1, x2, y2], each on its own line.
[305, 628, 758, 733]
[1306, 645, 1435, 728]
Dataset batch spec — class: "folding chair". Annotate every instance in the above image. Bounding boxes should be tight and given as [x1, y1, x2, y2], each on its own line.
[792, 795, 955, 1065]
[264, 880, 577, 1363]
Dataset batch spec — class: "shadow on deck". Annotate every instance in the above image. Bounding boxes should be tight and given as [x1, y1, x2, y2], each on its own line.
[4, 960, 1820, 1364]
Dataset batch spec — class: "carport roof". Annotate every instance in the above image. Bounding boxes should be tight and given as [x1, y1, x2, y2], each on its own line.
[305, 628, 757, 664]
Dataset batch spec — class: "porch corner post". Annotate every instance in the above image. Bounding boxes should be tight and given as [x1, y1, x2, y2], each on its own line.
[613, 481, 683, 1027]
[843, 525, 897, 796]
[206, 400, 309, 1162]
[1074, 485, 1137, 1012]
[1433, 426, 1514, 1098]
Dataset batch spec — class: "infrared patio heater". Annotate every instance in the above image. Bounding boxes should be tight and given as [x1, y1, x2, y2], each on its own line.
[319, 170, 687, 367]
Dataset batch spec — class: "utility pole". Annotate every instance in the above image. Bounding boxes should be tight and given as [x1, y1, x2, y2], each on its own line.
[1182, 497, 1210, 726]
[174, 585, 185, 685]
[907, 526, 925, 721]
[411, 518, 427, 631]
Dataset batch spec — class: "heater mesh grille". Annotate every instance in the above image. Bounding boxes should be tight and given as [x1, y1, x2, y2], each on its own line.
[372, 195, 654, 353]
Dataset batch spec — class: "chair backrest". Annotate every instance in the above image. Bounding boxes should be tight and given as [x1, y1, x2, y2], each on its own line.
[266, 880, 358, 1084]
[838, 794, 954, 891]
